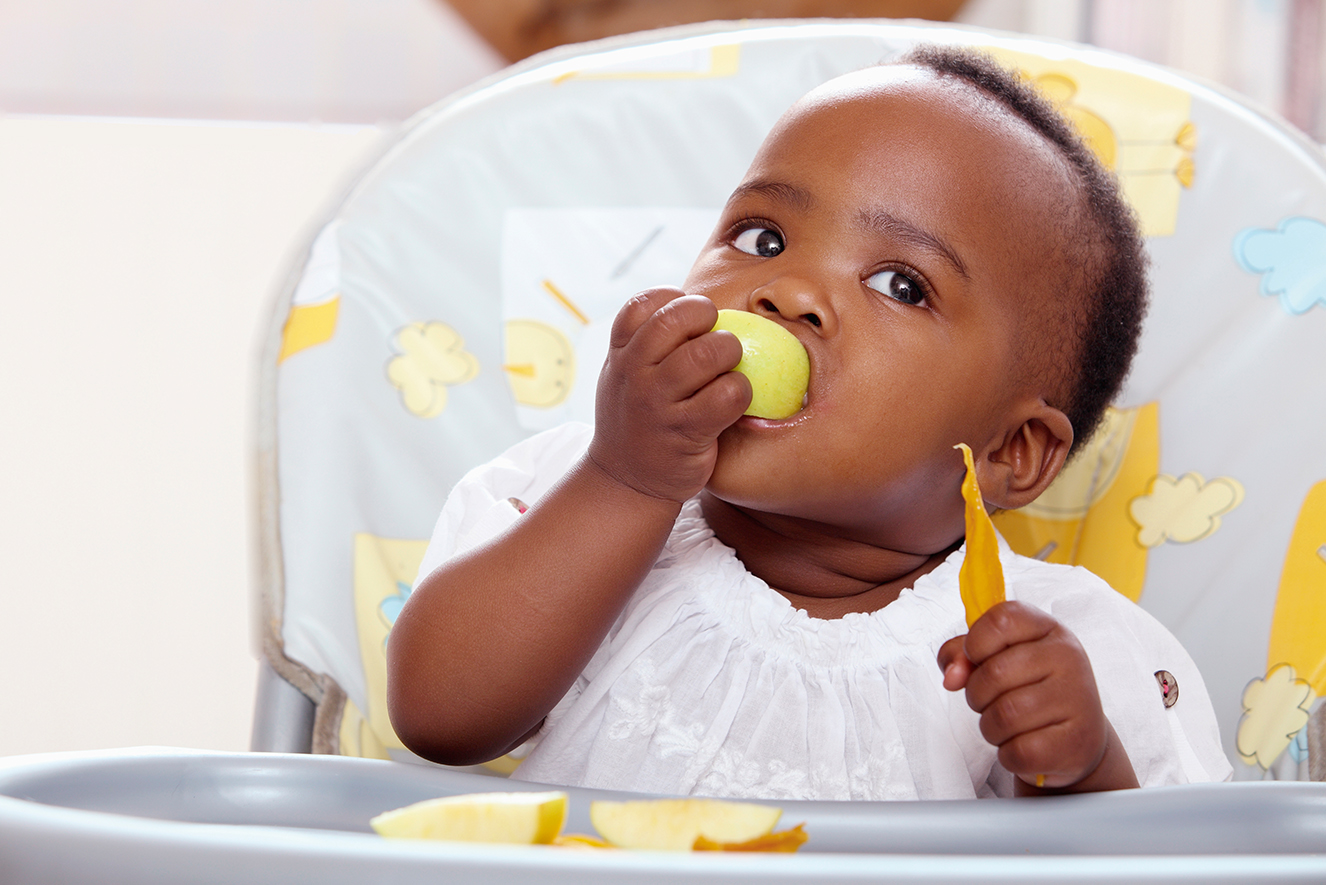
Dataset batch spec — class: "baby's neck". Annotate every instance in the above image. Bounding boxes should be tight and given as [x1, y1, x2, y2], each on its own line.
[699, 492, 959, 620]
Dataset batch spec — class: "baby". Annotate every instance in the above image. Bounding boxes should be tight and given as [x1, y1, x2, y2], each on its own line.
[387, 46, 1231, 800]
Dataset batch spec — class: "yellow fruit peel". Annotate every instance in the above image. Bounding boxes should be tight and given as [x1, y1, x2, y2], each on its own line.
[552, 833, 615, 849]
[589, 797, 783, 851]
[693, 823, 809, 852]
[956, 443, 1006, 628]
[370, 790, 568, 844]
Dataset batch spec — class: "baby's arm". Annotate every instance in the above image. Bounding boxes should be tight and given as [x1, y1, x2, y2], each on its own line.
[387, 288, 749, 766]
[937, 601, 1140, 794]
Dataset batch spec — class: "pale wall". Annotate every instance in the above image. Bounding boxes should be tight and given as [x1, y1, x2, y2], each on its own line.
[0, 116, 390, 756]
[0, 0, 499, 759]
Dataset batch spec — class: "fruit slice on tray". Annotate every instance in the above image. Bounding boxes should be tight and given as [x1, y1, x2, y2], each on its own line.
[589, 797, 800, 851]
[370, 790, 568, 844]
[371, 791, 807, 852]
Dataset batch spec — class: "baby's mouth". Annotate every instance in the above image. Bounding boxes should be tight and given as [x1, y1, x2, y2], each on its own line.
[738, 389, 812, 429]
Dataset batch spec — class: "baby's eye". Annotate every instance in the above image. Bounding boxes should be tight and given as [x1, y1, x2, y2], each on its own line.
[866, 269, 925, 306]
[732, 227, 784, 257]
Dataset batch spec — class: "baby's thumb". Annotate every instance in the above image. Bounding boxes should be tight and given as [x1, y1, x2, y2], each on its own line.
[937, 635, 973, 692]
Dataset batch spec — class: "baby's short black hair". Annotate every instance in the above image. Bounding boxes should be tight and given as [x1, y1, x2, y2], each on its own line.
[899, 44, 1150, 454]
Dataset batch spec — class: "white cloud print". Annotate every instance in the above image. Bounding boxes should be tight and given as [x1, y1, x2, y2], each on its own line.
[1234, 216, 1326, 315]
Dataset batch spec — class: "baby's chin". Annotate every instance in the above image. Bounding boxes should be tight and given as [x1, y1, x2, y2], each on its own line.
[705, 452, 970, 554]
[701, 449, 799, 515]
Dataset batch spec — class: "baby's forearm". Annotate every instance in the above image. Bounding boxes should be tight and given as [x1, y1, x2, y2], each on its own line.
[386, 454, 681, 766]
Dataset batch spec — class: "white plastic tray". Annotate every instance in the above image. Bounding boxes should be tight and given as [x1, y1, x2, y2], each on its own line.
[1, 748, 1323, 883]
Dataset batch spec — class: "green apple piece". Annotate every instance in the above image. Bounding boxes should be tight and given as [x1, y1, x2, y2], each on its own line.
[711, 310, 809, 419]
[370, 791, 568, 844]
[589, 798, 783, 851]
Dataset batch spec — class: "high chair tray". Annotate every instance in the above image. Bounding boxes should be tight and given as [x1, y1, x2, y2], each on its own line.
[1, 747, 1322, 884]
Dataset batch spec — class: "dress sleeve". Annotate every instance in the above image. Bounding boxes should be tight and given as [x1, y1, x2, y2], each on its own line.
[412, 422, 594, 590]
[1006, 559, 1234, 788]
[1103, 594, 1234, 786]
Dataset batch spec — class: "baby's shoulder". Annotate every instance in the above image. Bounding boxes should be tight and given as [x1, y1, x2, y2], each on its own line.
[1003, 552, 1117, 599]
[1002, 551, 1179, 650]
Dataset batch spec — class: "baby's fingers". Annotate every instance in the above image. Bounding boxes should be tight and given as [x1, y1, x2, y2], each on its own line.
[963, 601, 1056, 666]
[961, 638, 1053, 714]
[608, 287, 689, 350]
[996, 717, 1108, 790]
[682, 369, 752, 438]
[936, 635, 974, 691]
[656, 324, 744, 400]
[974, 679, 1067, 748]
[613, 291, 720, 368]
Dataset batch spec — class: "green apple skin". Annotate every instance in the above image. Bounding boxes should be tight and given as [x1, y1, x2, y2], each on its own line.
[711, 310, 810, 420]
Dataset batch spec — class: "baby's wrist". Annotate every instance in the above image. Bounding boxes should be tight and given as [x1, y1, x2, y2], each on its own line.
[1018, 721, 1138, 795]
[579, 447, 693, 511]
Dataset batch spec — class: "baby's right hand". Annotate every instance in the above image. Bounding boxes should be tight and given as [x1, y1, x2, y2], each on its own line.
[588, 287, 751, 503]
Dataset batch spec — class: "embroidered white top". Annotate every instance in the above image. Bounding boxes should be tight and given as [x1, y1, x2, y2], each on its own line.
[416, 423, 1233, 800]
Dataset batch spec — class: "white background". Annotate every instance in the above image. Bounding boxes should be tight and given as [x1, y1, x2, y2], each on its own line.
[0, 0, 501, 757]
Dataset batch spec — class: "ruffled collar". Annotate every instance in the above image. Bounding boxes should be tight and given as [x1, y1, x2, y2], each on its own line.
[659, 498, 991, 667]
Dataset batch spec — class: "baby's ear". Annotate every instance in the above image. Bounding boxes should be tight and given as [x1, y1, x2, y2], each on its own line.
[980, 402, 1074, 511]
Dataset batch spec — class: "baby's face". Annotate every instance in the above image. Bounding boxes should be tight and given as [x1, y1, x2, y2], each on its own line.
[685, 65, 1078, 552]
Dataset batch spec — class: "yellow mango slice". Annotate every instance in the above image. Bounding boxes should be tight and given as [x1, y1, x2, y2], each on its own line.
[956, 443, 1005, 628]
[693, 823, 809, 852]
[552, 833, 614, 849]
[589, 797, 782, 851]
[370, 791, 567, 844]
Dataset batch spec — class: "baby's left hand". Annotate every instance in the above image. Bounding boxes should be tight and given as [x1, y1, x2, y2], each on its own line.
[936, 601, 1138, 793]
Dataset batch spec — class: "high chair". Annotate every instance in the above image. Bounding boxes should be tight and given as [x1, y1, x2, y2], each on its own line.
[253, 17, 1326, 785]
[3, 17, 1323, 885]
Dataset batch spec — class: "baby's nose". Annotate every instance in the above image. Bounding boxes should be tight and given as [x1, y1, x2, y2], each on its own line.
[749, 277, 836, 335]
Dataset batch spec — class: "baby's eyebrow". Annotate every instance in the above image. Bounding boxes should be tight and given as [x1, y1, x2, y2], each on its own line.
[726, 179, 815, 212]
[857, 209, 970, 280]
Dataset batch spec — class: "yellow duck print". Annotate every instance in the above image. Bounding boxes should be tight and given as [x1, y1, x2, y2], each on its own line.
[504, 317, 576, 408]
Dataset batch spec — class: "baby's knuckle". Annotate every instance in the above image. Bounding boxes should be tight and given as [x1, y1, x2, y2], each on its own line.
[1004, 728, 1056, 772]
[613, 292, 659, 333]
[978, 650, 1013, 687]
[708, 329, 744, 368]
[688, 329, 728, 366]
[985, 693, 1022, 735]
[997, 738, 1038, 775]
[977, 714, 1005, 747]
[983, 603, 1020, 635]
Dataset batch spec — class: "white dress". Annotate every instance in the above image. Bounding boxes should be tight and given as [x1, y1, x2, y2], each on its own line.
[417, 423, 1233, 800]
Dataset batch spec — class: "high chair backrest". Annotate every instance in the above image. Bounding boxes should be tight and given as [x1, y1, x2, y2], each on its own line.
[254, 19, 1326, 781]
